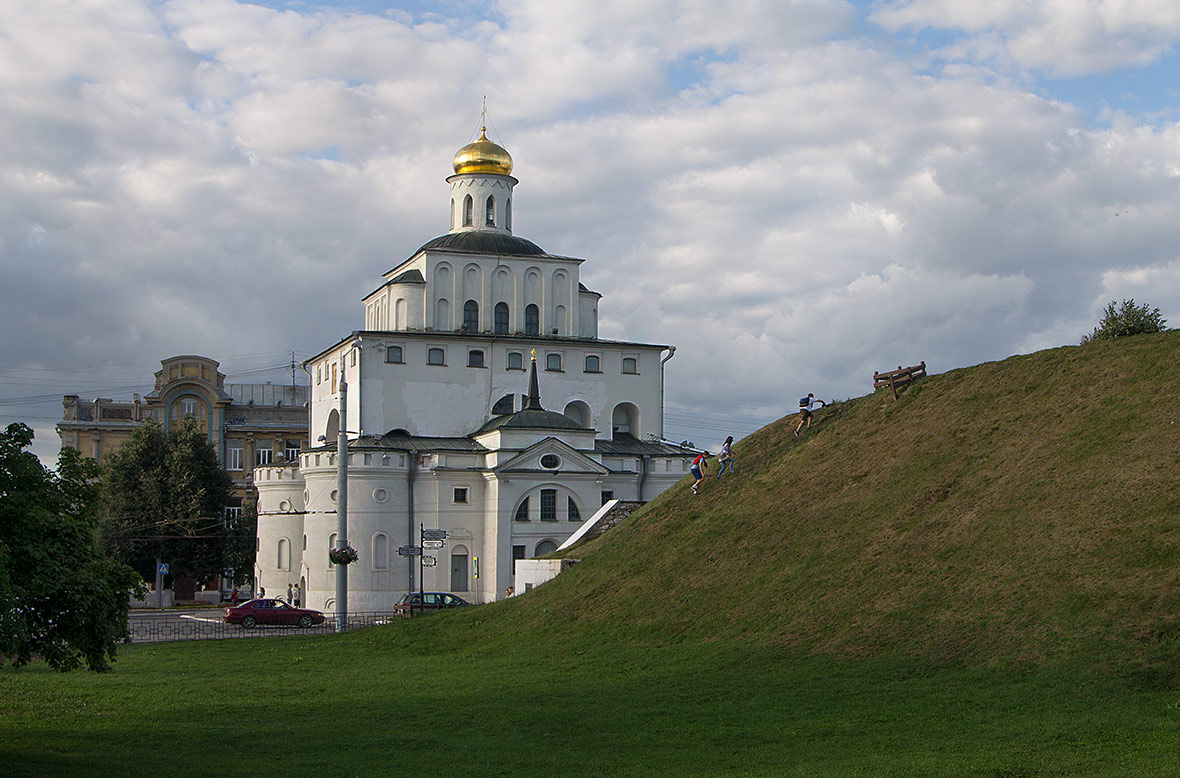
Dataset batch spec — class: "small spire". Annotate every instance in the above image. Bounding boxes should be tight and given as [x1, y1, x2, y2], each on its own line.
[525, 351, 543, 410]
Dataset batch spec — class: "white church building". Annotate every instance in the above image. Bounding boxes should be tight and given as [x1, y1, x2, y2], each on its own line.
[253, 126, 695, 611]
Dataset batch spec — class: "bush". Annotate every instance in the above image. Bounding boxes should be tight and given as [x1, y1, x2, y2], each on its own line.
[1080, 299, 1167, 344]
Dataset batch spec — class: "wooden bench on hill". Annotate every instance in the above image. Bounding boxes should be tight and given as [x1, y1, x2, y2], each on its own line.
[874, 361, 926, 399]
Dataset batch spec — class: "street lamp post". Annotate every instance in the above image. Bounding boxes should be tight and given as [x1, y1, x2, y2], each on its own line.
[335, 371, 348, 632]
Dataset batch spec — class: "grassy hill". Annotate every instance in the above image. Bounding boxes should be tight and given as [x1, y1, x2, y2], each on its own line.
[6, 334, 1180, 777]
[493, 331, 1180, 673]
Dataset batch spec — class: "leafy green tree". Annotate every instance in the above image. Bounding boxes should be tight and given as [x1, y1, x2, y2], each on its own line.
[1081, 299, 1168, 344]
[101, 418, 235, 585]
[0, 423, 143, 672]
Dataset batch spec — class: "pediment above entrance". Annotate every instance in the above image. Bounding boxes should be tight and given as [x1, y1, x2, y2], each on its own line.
[494, 436, 607, 475]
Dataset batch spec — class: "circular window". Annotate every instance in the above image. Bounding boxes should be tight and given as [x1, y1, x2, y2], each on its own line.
[278, 500, 291, 513]
[373, 488, 388, 503]
[540, 454, 561, 469]
[303, 490, 309, 504]
[330, 489, 338, 502]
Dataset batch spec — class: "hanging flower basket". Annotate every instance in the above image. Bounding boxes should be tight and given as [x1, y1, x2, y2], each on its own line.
[329, 545, 359, 565]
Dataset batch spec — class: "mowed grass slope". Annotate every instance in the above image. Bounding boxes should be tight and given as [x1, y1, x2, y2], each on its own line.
[500, 331, 1180, 671]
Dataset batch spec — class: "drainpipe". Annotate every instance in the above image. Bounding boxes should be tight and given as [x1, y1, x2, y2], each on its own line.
[638, 454, 650, 502]
[659, 346, 676, 441]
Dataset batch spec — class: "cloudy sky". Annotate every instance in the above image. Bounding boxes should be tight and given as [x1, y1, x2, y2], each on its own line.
[4, 0, 1180, 464]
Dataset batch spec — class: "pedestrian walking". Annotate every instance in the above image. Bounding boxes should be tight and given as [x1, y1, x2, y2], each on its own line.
[287, 583, 294, 604]
[293, 582, 301, 607]
[690, 451, 708, 494]
[717, 436, 734, 479]
[230, 586, 239, 604]
[795, 393, 826, 437]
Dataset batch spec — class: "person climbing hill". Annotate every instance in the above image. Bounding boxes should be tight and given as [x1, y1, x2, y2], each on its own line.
[690, 451, 708, 494]
[795, 393, 826, 437]
[717, 436, 734, 479]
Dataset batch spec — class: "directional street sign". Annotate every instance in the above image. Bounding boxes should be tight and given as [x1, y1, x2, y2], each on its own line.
[397, 545, 422, 556]
[421, 529, 447, 541]
[422, 556, 437, 568]
[422, 540, 445, 549]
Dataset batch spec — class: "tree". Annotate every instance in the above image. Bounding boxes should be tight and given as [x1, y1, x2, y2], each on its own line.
[101, 418, 236, 586]
[0, 423, 143, 672]
[1081, 299, 1168, 344]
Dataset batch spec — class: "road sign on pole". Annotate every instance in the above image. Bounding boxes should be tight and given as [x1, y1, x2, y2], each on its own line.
[422, 556, 437, 567]
[422, 539, 445, 549]
[397, 545, 422, 556]
[422, 529, 447, 541]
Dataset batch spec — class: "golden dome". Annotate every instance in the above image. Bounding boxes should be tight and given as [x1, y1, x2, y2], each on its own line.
[452, 126, 513, 176]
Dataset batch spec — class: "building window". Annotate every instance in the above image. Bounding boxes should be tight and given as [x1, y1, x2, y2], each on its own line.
[285, 440, 301, 462]
[515, 498, 529, 522]
[540, 489, 557, 522]
[485, 195, 495, 226]
[463, 194, 473, 226]
[463, 300, 479, 331]
[180, 398, 198, 418]
[224, 504, 243, 524]
[468, 350, 485, 368]
[316, 366, 321, 384]
[568, 498, 581, 521]
[328, 533, 337, 566]
[373, 533, 388, 570]
[601, 490, 614, 505]
[546, 353, 562, 372]
[513, 544, 526, 573]
[386, 345, 403, 364]
[331, 362, 338, 393]
[428, 348, 445, 365]
[278, 538, 290, 571]
[584, 355, 600, 373]
[622, 357, 638, 374]
[454, 487, 469, 504]
[494, 302, 509, 334]
[525, 304, 539, 336]
[536, 540, 557, 556]
[507, 351, 524, 370]
[226, 442, 244, 471]
[540, 454, 561, 469]
[255, 441, 272, 467]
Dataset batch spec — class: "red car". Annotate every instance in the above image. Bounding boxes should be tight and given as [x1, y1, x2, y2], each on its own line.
[224, 599, 325, 629]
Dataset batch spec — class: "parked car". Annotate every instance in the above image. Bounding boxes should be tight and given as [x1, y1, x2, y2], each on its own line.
[394, 592, 471, 617]
[224, 599, 325, 629]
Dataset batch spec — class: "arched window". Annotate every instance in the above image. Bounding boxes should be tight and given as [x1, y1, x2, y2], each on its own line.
[468, 350, 485, 367]
[584, 355, 600, 372]
[505, 198, 511, 230]
[622, 357, 638, 374]
[328, 533, 337, 567]
[463, 300, 478, 331]
[428, 348, 445, 365]
[277, 538, 290, 571]
[494, 302, 509, 334]
[373, 533, 388, 570]
[450, 198, 455, 229]
[535, 540, 557, 556]
[525, 304, 539, 336]
[568, 497, 581, 521]
[485, 196, 495, 226]
[612, 402, 640, 438]
[463, 195, 473, 226]
[563, 400, 591, 428]
[515, 498, 530, 522]
[386, 346, 403, 364]
[546, 353, 562, 371]
[325, 409, 340, 442]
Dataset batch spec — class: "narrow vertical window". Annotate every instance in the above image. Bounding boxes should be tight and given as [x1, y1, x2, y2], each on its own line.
[568, 497, 581, 521]
[515, 498, 530, 522]
[485, 195, 495, 226]
[540, 489, 557, 521]
[525, 304, 539, 336]
[494, 302, 509, 334]
[463, 300, 479, 331]
[463, 195, 473, 226]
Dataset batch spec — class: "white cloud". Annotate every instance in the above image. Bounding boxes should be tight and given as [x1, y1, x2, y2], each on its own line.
[3, 0, 1180, 462]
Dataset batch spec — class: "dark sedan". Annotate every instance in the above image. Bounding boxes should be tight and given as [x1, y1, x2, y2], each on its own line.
[224, 599, 325, 629]
[394, 592, 471, 617]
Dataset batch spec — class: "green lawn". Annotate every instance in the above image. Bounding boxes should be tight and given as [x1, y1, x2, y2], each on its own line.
[3, 616, 1179, 777]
